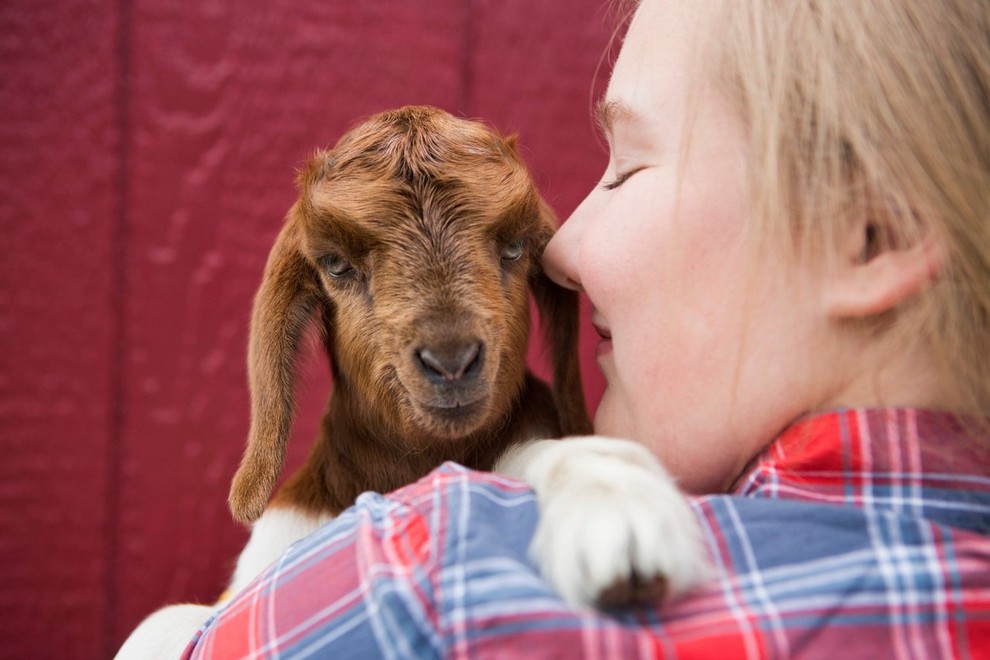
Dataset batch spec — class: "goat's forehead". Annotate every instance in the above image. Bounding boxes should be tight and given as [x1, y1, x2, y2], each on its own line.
[302, 114, 540, 249]
[310, 167, 535, 235]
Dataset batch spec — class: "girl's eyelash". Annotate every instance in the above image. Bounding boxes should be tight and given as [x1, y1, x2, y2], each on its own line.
[600, 168, 642, 191]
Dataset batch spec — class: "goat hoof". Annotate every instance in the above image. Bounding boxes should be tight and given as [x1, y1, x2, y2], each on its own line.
[596, 573, 667, 609]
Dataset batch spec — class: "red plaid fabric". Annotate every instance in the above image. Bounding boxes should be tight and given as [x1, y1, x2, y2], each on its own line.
[187, 409, 990, 659]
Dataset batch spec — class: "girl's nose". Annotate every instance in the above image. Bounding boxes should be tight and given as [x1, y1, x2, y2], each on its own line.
[542, 198, 590, 292]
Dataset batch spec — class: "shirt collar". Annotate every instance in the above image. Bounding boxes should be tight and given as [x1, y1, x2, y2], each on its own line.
[731, 408, 990, 532]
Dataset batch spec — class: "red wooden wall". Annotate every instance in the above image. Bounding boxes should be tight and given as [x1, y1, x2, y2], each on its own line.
[0, 1, 617, 657]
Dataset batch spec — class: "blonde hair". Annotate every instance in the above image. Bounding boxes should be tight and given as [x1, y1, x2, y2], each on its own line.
[710, 0, 990, 417]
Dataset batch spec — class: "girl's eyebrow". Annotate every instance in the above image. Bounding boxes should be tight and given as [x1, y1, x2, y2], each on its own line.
[594, 98, 635, 136]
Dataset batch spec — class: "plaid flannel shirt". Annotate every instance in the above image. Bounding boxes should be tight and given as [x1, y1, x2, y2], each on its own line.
[186, 408, 990, 659]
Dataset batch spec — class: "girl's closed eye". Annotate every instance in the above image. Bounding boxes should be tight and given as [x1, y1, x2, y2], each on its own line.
[601, 167, 645, 191]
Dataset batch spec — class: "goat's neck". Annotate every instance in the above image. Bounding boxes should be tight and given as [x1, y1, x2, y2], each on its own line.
[272, 372, 560, 516]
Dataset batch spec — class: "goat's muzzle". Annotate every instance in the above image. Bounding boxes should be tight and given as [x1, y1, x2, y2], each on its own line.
[402, 331, 496, 437]
[415, 340, 483, 384]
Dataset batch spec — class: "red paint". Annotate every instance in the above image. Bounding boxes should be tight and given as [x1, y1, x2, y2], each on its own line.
[0, 0, 613, 656]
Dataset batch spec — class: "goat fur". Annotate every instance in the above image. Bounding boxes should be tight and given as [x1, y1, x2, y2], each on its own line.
[228, 104, 591, 525]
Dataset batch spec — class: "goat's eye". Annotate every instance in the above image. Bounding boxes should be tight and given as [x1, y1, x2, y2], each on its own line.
[500, 240, 524, 262]
[320, 253, 354, 278]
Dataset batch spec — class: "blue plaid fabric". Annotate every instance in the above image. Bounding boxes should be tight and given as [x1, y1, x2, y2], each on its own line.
[187, 408, 990, 659]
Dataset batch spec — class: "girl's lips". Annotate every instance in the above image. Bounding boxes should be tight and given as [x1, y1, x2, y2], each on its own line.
[591, 313, 613, 357]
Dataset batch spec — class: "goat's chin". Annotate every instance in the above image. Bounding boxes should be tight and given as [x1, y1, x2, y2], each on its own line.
[393, 364, 502, 439]
[407, 395, 493, 439]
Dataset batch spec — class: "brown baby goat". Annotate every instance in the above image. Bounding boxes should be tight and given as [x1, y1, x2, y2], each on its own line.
[228, 105, 591, 525]
[117, 106, 707, 660]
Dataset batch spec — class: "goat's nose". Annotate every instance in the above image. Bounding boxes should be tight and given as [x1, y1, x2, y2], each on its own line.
[415, 341, 483, 383]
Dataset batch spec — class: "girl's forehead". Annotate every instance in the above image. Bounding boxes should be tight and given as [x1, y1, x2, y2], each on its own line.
[604, 0, 720, 148]
[609, 1, 712, 109]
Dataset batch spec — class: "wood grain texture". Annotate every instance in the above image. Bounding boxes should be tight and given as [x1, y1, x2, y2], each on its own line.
[0, 1, 120, 658]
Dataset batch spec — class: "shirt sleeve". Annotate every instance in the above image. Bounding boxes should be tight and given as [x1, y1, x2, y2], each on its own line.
[184, 482, 448, 659]
[185, 463, 536, 658]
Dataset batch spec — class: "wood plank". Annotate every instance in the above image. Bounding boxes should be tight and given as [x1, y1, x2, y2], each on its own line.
[0, 1, 120, 657]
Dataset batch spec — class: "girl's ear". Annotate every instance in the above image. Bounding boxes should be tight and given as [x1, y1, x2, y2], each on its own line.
[823, 214, 947, 319]
[228, 205, 321, 525]
[529, 197, 593, 436]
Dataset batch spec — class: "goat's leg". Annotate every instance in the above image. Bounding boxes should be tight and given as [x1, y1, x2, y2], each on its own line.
[494, 437, 710, 608]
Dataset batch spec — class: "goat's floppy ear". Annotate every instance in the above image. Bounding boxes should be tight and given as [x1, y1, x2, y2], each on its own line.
[229, 205, 320, 525]
[530, 198, 593, 436]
